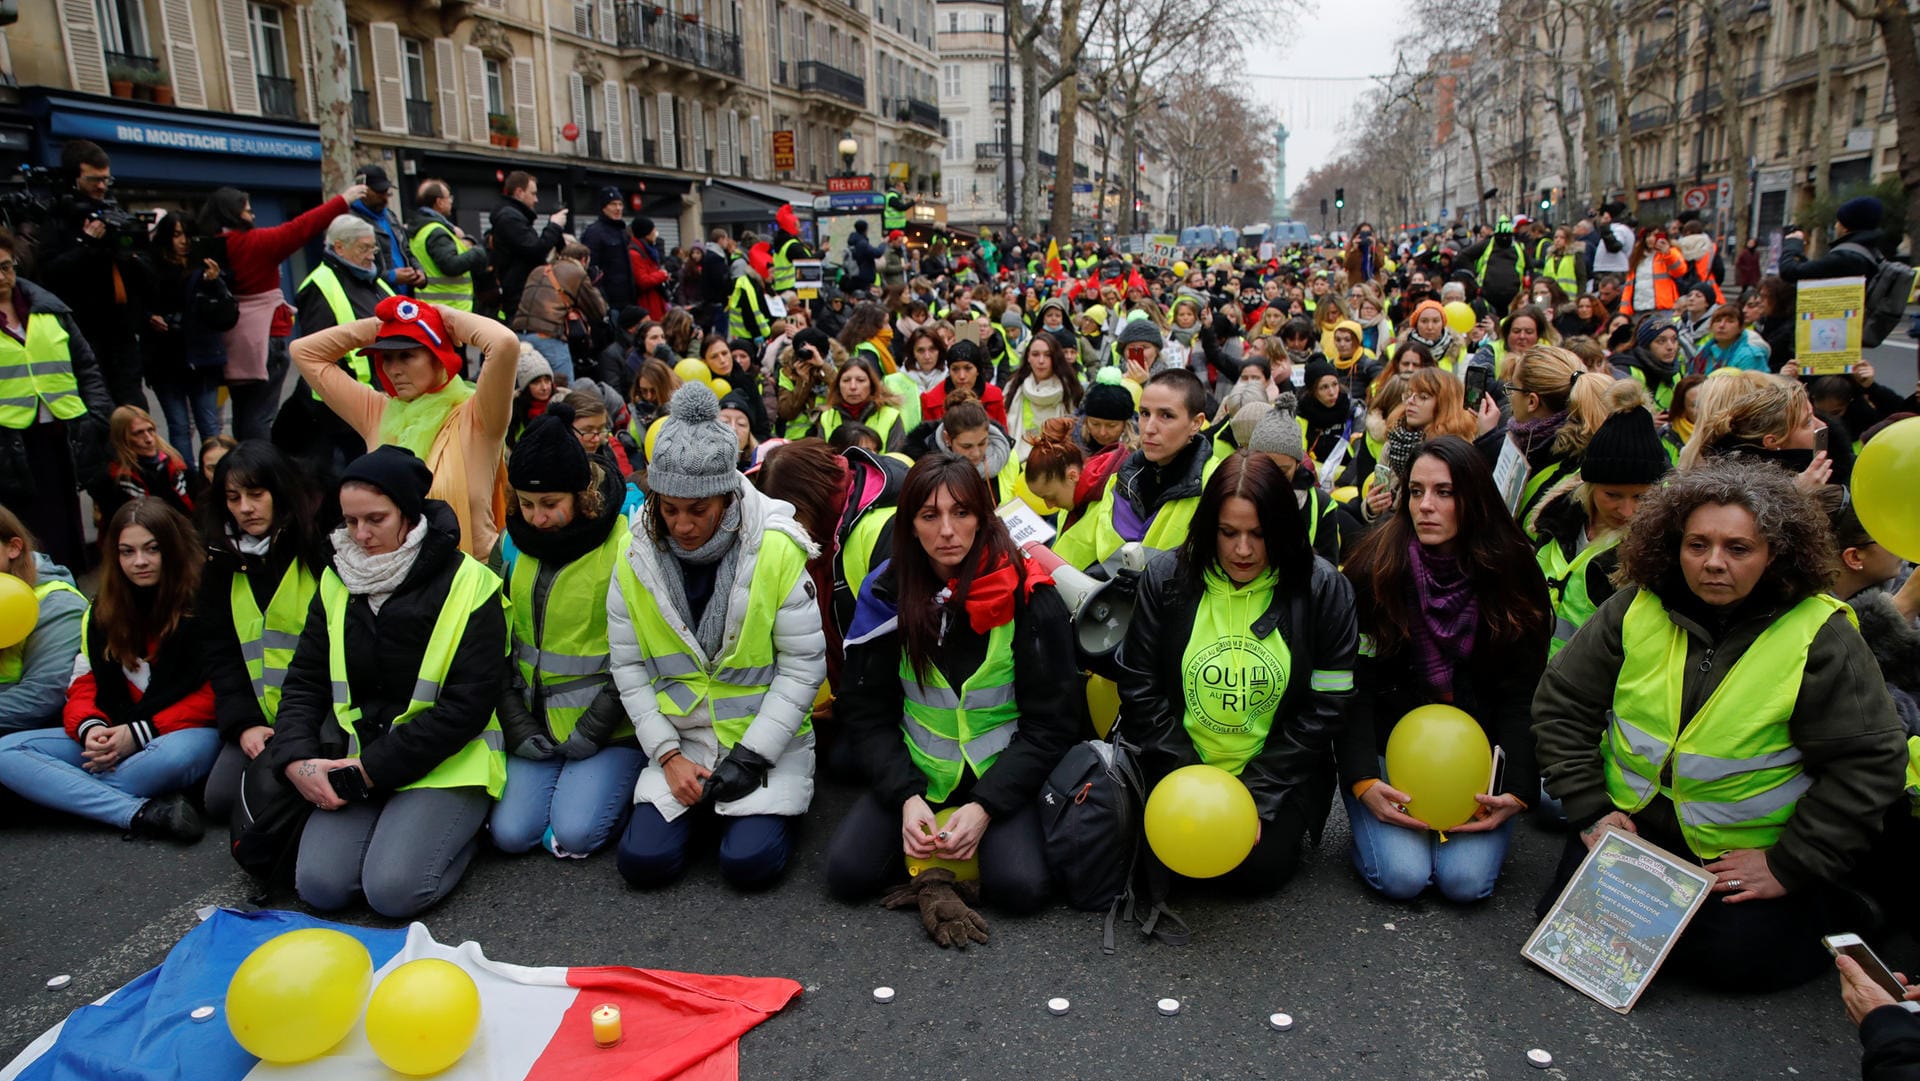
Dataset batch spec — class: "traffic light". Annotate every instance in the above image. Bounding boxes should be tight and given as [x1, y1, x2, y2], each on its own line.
[1320, 198, 1328, 216]
[1539, 187, 1552, 211]
[1334, 188, 1345, 209]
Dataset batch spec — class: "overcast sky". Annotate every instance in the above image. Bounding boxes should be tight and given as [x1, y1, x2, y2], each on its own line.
[1245, 0, 1407, 218]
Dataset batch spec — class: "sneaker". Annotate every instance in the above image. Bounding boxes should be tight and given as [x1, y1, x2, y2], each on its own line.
[129, 794, 206, 843]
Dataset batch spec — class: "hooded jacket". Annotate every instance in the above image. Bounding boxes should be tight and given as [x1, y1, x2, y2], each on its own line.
[606, 480, 826, 822]
[837, 560, 1078, 819]
[267, 499, 507, 792]
[1117, 550, 1356, 834]
[0, 553, 85, 732]
[1532, 582, 1906, 894]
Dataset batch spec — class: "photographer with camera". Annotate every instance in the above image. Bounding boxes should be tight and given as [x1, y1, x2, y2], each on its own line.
[38, 140, 151, 408]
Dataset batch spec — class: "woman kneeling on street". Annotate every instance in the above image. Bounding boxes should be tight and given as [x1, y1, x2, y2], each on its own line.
[826, 452, 1077, 913]
[1533, 459, 1905, 991]
[1117, 452, 1358, 894]
[268, 446, 508, 918]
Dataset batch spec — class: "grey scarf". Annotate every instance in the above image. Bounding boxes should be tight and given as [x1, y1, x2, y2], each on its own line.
[656, 500, 743, 660]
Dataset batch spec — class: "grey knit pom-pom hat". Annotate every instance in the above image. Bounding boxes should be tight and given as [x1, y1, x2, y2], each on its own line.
[646, 383, 743, 499]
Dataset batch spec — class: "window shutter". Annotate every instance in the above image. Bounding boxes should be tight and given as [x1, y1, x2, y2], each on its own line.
[156, 0, 208, 109]
[217, 0, 260, 114]
[512, 56, 540, 152]
[690, 102, 706, 173]
[369, 22, 407, 133]
[749, 113, 765, 177]
[567, 71, 587, 156]
[602, 81, 626, 162]
[58, 0, 111, 94]
[573, 2, 592, 36]
[656, 90, 677, 168]
[600, 0, 618, 42]
[726, 110, 741, 176]
[714, 108, 730, 176]
[629, 85, 646, 164]
[463, 46, 488, 147]
[434, 39, 463, 141]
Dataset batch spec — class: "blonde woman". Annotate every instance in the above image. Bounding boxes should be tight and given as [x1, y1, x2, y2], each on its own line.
[1678, 372, 1831, 489]
[1501, 345, 1617, 536]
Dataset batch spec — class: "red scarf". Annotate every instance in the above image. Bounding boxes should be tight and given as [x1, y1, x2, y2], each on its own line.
[944, 549, 1053, 634]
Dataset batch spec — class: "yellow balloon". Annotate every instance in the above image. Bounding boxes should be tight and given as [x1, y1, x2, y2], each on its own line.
[364, 958, 482, 1077]
[1085, 675, 1121, 739]
[0, 573, 38, 649]
[1383, 704, 1492, 830]
[1854, 416, 1920, 562]
[1172, 261, 1189, 276]
[711, 377, 734, 398]
[225, 929, 372, 1064]
[1330, 485, 1359, 505]
[905, 806, 979, 882]
[672, 358, 709, 386]
[1143, 764, 1259, 878]
[1442, 301, 1477, 335]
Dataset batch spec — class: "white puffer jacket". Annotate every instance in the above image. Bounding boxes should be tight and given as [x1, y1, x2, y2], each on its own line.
[607, 480, 825, 822]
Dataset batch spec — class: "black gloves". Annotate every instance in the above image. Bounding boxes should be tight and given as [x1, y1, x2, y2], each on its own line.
[700, 744, 773, 804]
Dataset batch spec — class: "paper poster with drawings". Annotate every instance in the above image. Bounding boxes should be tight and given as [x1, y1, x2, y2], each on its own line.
[1794, 276, 1865, 375]
[1523, 828, 1713, 1013]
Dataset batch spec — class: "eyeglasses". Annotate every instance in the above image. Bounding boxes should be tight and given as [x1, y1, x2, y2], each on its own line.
[0, 262, 16, 275]
[573, 426, 608, 439]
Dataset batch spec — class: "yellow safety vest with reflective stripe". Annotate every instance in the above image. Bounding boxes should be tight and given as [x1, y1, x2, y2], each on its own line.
[1541, 252, 1578, 297]
[230, 560, 319, 723]
[817, 404, 900, 446]
[509, 514, 632, 743]
[729, 274, 767, 341]
[775, 369, 828, 440]
[1601, 589, 1849, 859]
[1052, 454, 1219, 573]
[300, 264, 394, 395]
[1517, 458, 1570, 542]
[884, 191, 908, 232]
[407, 219, 474, 311]
[614, 531, 812, 749]
[0, 313, 85, 429]
[0, 579, 85, 682]
[1905, 735, 1920, 819]
[900, 619, 1017, 803]
[772, 237, 804, 293]
[1538, 530, 1620, 658]
[838, 505, 893, 618]
[322, 554, 507, 797]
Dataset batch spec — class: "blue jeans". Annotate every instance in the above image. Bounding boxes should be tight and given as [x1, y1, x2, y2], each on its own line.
[151, 369, 223, 452]
[490, 747, 645, 855]
[0, 726, 221, 828]
[518, 333, 574, 382]
[616, 803, 793, 890]
[1342, 786, 1515, 903]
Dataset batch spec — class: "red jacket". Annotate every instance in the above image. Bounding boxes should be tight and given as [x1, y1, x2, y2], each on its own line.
[627, 238, 671, 320]
[64, 658, 216, 745]
[919, 379, 1007, 427]
[222, 196, 350, 296]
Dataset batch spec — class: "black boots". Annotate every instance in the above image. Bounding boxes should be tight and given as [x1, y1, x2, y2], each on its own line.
[129, 794, 205, 843]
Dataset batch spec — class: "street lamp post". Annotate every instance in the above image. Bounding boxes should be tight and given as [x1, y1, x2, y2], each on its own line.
[838, 134, 859, 177]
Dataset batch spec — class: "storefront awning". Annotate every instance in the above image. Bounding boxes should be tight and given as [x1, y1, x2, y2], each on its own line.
[23, 88, 322, 192]
[701, 178, 818, 225]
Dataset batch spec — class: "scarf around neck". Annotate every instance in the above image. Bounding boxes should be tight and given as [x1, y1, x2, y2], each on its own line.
[329, 516, 428, 614]
[1509, 410, 1571, 460]
[1405, 538, 1478, 698]
[935, 548, 1051, 640]
[379, 376, 475, 461]
[657, 499, 743, 659]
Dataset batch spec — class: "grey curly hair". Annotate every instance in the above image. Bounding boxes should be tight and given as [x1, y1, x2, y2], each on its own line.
[1613, 458, 1836, 603]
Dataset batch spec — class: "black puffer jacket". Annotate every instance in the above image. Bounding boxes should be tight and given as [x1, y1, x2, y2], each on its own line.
[268, 500, 507, 791]
[1116, 550, 1357, 834]
[838, 564, 1079, 819]
[1779, 228, 1888, 283]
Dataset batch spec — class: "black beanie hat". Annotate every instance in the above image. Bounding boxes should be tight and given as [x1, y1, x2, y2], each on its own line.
[793, 327, 833, 362]
[1084, 377, 1135, 422]
[1580, 406, 1670, 486]
[1303, 358, 1339, 391]
[340, 445, 435, 523]
[508, 401, 592, 494]
[631, 216, 655, 239]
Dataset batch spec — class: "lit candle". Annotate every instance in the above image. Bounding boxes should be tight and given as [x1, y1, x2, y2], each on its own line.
[592, 1004, 622, 1048]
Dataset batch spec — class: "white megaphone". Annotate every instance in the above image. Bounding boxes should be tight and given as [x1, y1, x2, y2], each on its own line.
[1021, 540, 1147, 669]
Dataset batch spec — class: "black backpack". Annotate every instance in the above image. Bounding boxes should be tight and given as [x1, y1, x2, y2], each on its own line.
[1038, 735, 1188, 952]
[229, 750, 312, 888]
[1834, 241, 1916, 348]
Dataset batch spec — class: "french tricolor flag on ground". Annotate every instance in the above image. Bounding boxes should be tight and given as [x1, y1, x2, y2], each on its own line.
[3, 909, 801, 1081]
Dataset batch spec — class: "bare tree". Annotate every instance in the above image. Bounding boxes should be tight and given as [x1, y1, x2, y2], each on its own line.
[1827, 0, 1920, 253]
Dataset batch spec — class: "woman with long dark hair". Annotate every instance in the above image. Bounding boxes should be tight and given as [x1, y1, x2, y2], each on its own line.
[826, 454, 1076, 914]
[141, 212, 233, 451]
[1003, 332, 1085, 455]
[1117, 453, 1357, 894]
[198, 441, 326, 822]
[0, 500, 216, 840]
[1339, 436, 1552, 902]
[813, 355, 906, 451]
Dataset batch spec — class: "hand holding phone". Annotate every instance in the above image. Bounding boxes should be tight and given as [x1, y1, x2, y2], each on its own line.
[1826, 934, 1920, 1017]
[327, 764, 371, 802]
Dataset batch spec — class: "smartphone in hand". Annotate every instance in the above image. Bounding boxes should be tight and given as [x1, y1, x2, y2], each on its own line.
[327, 765, 370, 802]
[1825, 934, 1918, 1010]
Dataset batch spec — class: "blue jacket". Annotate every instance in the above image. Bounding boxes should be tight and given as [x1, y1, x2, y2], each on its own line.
[0, 554, 86, 735]
[1696, 335, 1769, 375]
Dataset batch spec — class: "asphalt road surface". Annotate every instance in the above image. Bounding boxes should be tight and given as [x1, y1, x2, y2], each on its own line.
[0, 778, 1886, 1081]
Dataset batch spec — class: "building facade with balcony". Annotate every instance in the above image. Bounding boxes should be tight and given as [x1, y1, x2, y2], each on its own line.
[4, 0, 943, 259]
